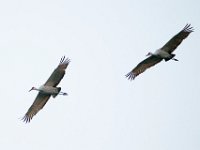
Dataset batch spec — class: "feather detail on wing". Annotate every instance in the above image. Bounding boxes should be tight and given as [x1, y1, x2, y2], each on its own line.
[126, 56, 162, 80]
[44, 56, 70, 87]
[22, 93, 51, 123]
[161, 24, 194, 54]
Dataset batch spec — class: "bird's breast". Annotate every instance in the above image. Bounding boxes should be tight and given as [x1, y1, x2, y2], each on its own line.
[39, 85, 58, 94]
[154, 49, 171, 58]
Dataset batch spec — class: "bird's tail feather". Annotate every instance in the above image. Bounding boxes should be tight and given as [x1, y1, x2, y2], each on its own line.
[52, 87, 61, 98]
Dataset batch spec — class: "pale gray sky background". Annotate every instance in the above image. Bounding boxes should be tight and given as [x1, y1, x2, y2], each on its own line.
[0, 0, 199, 150]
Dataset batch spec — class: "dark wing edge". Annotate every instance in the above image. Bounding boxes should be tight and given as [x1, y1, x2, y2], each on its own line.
[44, 56, 70, 87]
[59, 56, 71, 70]
[126, 56, 162, 81]
[22, 93, 51, 123]
[162, 24, 194, 53]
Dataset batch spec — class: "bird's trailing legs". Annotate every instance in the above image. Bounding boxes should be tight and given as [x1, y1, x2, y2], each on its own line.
[58, 91, 68, 96]
[172, 58, 178, 61]
[164, 54, 178, 61]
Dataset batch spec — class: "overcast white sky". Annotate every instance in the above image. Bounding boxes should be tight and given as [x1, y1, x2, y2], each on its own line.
[0, 0, 199, 150]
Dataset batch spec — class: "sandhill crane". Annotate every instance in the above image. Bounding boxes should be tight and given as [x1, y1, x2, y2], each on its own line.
[22, 56, 70, 123]
[126, 24, 194, 80]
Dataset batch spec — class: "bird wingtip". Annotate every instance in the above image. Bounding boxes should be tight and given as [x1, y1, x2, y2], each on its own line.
[21, 113, 34, 123]
[183, 23, 194, 32]
[125, 72, 136, 81]
[60, 56, 71, 65]
[21, 115, 31, 123]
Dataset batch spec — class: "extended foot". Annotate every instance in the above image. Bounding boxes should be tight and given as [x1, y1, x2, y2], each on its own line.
[59, 92, 68, 96]
[172, 58, 179, 61]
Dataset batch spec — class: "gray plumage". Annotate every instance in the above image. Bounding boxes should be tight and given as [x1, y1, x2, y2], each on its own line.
[22, 56, 70, 123]
[126, 24, 193, 80]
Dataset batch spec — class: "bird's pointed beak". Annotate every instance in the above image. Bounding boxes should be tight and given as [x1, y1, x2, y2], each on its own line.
[28, 88, 33, 92]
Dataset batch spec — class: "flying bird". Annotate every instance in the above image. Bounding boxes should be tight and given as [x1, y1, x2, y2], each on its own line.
[126, 24, 194, 80]
[22, 56, 70, 123]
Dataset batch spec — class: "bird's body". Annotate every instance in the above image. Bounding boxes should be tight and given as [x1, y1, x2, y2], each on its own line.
[154, 49, 171, 58]
[22, 56, 70, 123]
[149, 49, 178, 61]
[30, 85, 67, 97]
[126, 24, 193, 80]
[38, 85, 60, 95]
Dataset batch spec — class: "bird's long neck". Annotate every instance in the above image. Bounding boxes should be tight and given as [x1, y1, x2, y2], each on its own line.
[33, 87, 41, 92]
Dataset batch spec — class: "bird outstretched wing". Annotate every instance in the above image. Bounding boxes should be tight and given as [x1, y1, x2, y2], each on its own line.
[161, 24, 194, 54]
[22, 93, 51, 123]
[126, 56, 162, 80]
[44, 56, 70, 87]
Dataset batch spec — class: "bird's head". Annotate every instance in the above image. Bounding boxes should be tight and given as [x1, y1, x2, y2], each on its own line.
[29, 87, 36, 92]
[146, 52, 153, 57]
